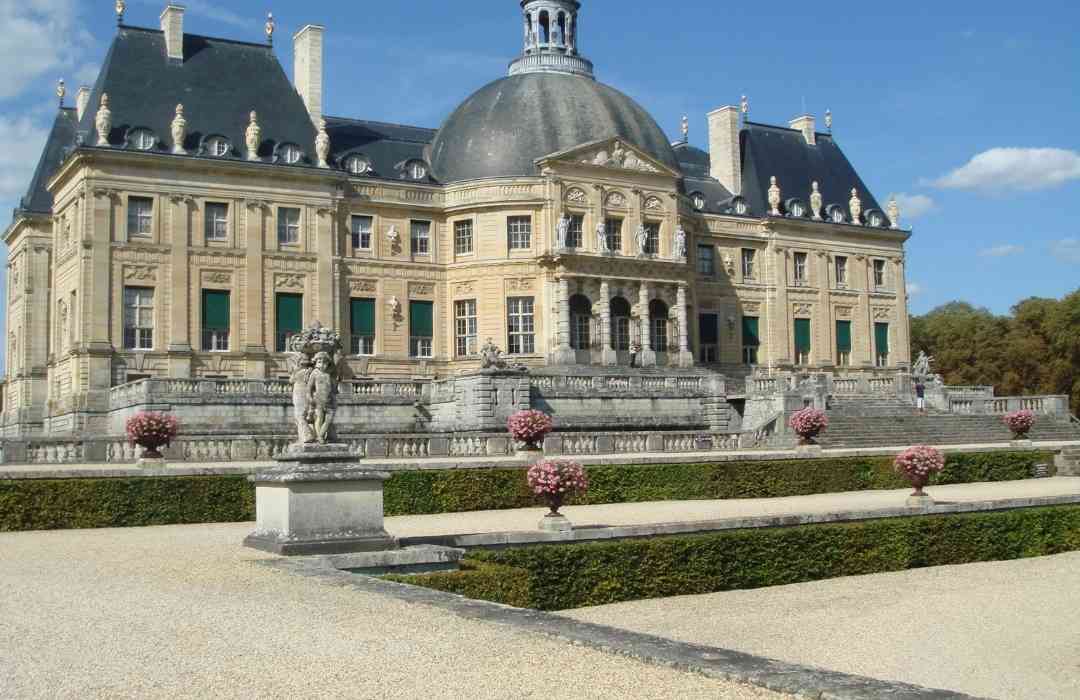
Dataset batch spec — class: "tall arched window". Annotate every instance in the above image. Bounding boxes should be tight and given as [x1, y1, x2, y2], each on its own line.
[650, 299, 670, 352]
[569, 294, 592, 350]
[539, 11, 550, 44]
[610, 296, 632, 351]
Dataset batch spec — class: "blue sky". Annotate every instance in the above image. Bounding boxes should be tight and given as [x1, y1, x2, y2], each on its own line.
[1, 0, 1078, 366]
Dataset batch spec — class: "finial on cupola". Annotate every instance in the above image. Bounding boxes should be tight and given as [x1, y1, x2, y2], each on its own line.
[56, 79, 65, 108]
[768, 176, 781, 216]
[740, 95, 750, 122]
[825, 109, 833, 133]
[265, 12, 276, 45]
[95, 93, 112, 146]
[246, 111, 262, 161]
[888, 196, 900, 230]
[681, 115, 689, 142]
[116, 0, 126, 25]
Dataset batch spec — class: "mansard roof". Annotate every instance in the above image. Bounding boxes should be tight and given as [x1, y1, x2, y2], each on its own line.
[325, 117, 437, 184]
[78, 25, 316, 162]
[19, 107, 78, 214]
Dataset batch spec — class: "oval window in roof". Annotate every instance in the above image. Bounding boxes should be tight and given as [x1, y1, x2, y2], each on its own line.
[827, 204, 846, 224]
[731, 196, 748, 215]
[787, 198, 806, 218]
[129, 128, 156, 151]
[691, 192, 706, 211]
[345, 154, 371, 175]
[279, 143, 303, 165]
[205, 136, 230, 157]
[406, 160, 428, 180]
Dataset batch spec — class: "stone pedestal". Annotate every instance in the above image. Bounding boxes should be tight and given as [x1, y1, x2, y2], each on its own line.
[243, 443, 398, 556]
[137, 457, 166, 468]
[906, 494, 934, 508]
[795, 444, 823, 457]
[1010, 439, 1034, 449]
[539, 513, 572, 533]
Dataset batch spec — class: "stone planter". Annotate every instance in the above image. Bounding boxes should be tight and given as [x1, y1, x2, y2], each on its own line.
[795, 443, 823, 456]
[539, 512, 573, 533]
[905, 474, 934, 508]
[1011, 438, 1034, 448]
[515, 446, 544, 464]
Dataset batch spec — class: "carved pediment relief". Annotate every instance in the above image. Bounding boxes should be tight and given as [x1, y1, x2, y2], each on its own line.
[537, 137, 679, 177]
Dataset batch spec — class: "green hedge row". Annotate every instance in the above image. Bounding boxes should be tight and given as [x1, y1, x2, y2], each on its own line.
[391, 505, 1080, 611]
[0, 450, 1053, 531]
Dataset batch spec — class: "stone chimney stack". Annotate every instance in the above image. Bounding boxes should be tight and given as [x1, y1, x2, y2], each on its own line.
[160, 4, 185, 62]
[707, 106, 741, 196]
[76, 86, 91, 121]
[789, 115, 816, 145]
[293, 25, 325, 125]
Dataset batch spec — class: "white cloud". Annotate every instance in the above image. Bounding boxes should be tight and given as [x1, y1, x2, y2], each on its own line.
[888, 192, 936, 220]
[1050, 238, 1080, 263]
[0, 115, 50, 206]
[0, 0, 95, 100]
[928, 148, 1080, 192]
[979, 244, 1025, 258]
[906, 282, 924, 297]
[132, 0, 253, 29]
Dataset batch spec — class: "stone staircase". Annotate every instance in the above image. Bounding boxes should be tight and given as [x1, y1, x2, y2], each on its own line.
[818, 411, 1080, 449]
[827, 395, 923, 418]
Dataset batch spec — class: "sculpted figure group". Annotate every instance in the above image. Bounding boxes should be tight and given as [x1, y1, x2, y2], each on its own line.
[287, 322, 342, 445]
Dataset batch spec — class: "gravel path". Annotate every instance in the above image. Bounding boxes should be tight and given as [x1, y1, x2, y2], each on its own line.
[0, 523, 788, 700]
[563, 552, 1080, 699]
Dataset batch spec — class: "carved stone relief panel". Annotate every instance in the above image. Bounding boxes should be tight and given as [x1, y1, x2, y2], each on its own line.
[643, 196, 664, 211]
[123, 264, 158, 282]
[274, 273, 305, 290]
[349, 279, 378, 294]
[742, 301, 762, 314]
[565, 188, 588, 205]
[202, 270, 233, 285]
[873, 306, 893, 320]
[408, 282, 436, 297]
[604, 191, 628, 209]
[453, 280, 476, 297]
[835, 306, 853, 318]
[793, 303, 813, 318]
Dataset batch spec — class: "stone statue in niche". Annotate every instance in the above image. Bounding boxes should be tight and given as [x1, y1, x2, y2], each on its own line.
[674, 225, 687, 258]
[596, 220, 609, 252]
[288, 355, 316, 444]
[912, 351, 934, 380]
[635, 224, 649, 256]
[480, 338, 508, 369]
[286, 321, 342, 445]
[307, 352, 336, 443]
[556, 214, 570, 249]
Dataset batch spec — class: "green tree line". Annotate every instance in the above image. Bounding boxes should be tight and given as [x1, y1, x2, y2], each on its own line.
[911, 290, 1080, 415]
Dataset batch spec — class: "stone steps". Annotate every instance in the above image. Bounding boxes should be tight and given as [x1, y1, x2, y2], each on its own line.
[818, 414, 1080, 448]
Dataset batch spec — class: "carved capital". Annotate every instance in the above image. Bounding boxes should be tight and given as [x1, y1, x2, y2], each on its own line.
[245, 199, 272, 210]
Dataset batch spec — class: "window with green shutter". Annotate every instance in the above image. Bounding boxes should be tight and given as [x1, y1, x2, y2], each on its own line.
[794, 318, 811, 365]
[835, 319, 852, 367]
[350, 298, 376, 355]
[875, 322, 890, 367]
[409, 300, 434, 358]
[741, 316, 760, 365]
[202, 290, 230, 351]
[275, 293, 302, 352]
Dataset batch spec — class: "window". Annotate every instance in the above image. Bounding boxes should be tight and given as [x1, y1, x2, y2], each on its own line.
[567, 214, 584, 249]
[507, 216, 532, 250]
[788, 199, 806, 218]
[127, 197, 153, 237]
[454, 299, 478, 356]
[123, 287, 154, 350]
[507, 297, 535, 354]
[875, 322, 890, 367]
[699, 313, 719, 364]
[650, 300, 670, 353]
[345, 155, 371, 175]
[741, 248, 756, 280]
[836, 319, 852, 367]
[697, 245, 715, 276]
[610, 297, 632, 351]
[206, 136, 229, 157]
[569, 295, 591, 351]
[129, 129, 155, 150]
[873, 259, 887, 289]
[835, 256, 848, 288]
[409, 300, 434, 358]
[410, 220, 431, 255]
[279, 144, 302, 164]
[868, 211, 884, 227]
[830, 206, 846, 224]
[201, 290, 230, 351]
[691, 192, 706, 211]
[351, 215, 373, 251]
[278, 207, 301, 245]
[742, 316, 760, 365]
[205, 202, 229, 242]
[275, 293, 302, 352]
[794, 318, 812, 366]
[643, 222, 660, 255]
[454, 220, 473, 255]
[351, 298, 376, 356]
[406, 160, 428, 180]
[732, 197, 748, 215]
[605, 218, 622, 252]
[794, 252, 808, 286]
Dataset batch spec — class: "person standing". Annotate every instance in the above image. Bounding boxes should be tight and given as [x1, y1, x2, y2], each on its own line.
[915, 380, 926, 414]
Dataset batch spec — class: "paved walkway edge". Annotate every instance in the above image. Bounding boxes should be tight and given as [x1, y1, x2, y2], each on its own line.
[263, 557, 988, 700]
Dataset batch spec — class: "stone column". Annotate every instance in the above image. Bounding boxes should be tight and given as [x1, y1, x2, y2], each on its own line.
[856, 255, 872, 367]
[676, 283, 693, 368]
[894, 257, 911, 368]
[599, 279, 616, 366]
[638, 282, 656, 367]
[771, 245, 790, 367]
[566, 14, 575, 53]
[167, 195, 193, 378]
[816, 250, 833, 367]
[553, 275, 575, 364]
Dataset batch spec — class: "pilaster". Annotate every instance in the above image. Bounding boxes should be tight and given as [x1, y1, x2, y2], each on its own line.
[638, 282, 656, 367]
[244, 200, 269, 377]
[676, 283, 693, 368]
[599, 279, 616, 366]
[553, 275, 575, 364]
[167, 194, 192, 356]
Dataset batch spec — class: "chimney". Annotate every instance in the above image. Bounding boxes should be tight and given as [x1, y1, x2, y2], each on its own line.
[76, 86, 91, 121]
[789, 115, 816, 145]
[294, 25, 325, 125]
[160, 4, 185, 62]
[707, 105, 741, 196]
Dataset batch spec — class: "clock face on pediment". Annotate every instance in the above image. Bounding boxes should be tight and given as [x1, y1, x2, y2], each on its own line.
[537, 137, 681, 178]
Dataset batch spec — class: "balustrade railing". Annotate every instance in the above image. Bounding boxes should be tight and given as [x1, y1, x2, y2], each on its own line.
[107, 377, 426, 408]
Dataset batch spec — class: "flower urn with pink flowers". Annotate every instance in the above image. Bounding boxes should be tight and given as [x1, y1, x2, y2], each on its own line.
[126, 411, 180, 461]
[527, 458, 589, 531]
[507, 409, 554, 456]
[1003, 409, 1036, 441]
[894, 445, 946, 506]
[788, 407, 829, 446]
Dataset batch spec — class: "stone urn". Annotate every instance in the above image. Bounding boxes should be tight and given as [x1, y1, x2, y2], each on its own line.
[905, 474, 934, 508]
[539, 493, 572, 533]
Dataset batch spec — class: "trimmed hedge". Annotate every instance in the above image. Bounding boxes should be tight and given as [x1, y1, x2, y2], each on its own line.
[390, 505, 1080, 611]
[0, 450, 1054, 531]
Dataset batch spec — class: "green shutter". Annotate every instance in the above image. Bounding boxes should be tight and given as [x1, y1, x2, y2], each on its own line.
[202, 290, 230, 330]
[741, 316, 760, 346]
[275, 293, 303, 335]
[835, 320, 852, 353]
[351, 298, 375, 336]
[794, 318, 812, 354]
[699, 314, 719, 344]
[410, 301, 434, 338]
[875, 322, 890, 354]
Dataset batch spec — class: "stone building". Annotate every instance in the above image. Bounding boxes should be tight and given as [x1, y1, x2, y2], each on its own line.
[2, 1, 911, 438]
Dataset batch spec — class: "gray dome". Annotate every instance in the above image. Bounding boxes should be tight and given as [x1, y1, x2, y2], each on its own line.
[430, 73, 679, 183]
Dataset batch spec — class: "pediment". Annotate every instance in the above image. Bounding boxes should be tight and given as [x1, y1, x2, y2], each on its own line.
[537, 137, 679, 177]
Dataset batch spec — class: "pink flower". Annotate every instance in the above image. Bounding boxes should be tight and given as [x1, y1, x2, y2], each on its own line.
[126, 411, 180, 449]
[894, 445, 945, 479]
[788, 408, 829, 438]
[527, 459, 589, 498]
[1003, 410, 1035, 436]
[507, 409, 554, 448]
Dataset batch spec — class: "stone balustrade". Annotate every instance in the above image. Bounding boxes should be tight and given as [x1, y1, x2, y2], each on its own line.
[529, 373, 715, 398]
[109, 378, 427, 409]
[949, 395, 1070, 416]
[543, 415, 788, 456]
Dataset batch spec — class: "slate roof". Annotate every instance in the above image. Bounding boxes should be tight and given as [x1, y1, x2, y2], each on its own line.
[325, 117, 437, 184]
[19, 107, 78, 214]
[78, 26, 316, 163]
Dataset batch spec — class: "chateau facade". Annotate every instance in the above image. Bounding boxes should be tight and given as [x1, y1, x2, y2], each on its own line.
[3, 1, 911, 437]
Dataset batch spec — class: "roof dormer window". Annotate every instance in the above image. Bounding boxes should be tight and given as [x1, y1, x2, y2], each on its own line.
[866, 209, 885, 227]
[128, 128, 156, 151]
[406, 160, 428, 180]
[691, 192, 706, 211]
[205, 136, 230, 157]
[279, 143, 303, 165]
[827, 204, 846, 224]
[345, 154, 371, 175]
[786, 198, 806, 218]
[731, 196, 748, 216]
